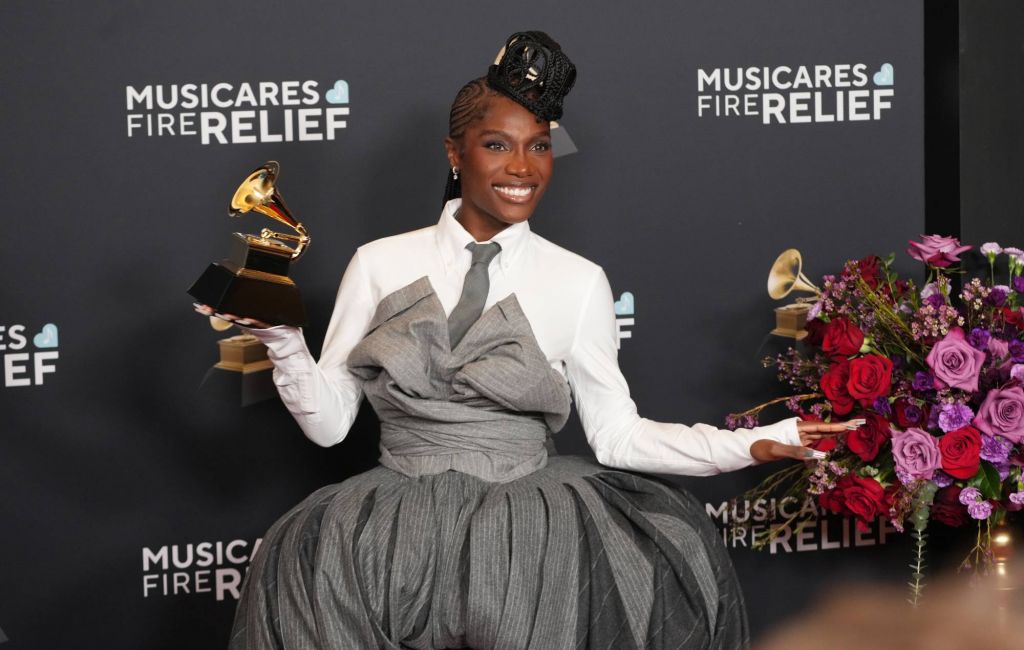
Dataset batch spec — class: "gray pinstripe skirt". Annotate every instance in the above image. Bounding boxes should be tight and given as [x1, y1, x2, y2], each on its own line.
[228, 278, 749, 649]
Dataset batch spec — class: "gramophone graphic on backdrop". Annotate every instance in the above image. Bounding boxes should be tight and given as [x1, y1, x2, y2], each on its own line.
[188, 161, 310, 405]
[767, 248, 821, 339]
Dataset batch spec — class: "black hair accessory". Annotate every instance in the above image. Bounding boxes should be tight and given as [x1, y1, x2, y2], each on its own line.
[486, 31, 576, 122]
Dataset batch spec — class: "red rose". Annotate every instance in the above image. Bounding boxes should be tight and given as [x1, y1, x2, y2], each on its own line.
[846, 413, 891, 461]
[1002, 307, 1024, 329]
[817, 474, 886, 531]
[939, 425, 982, 479]
[847, 354, 893, 406]
[803, 318, 827, 348]
[822, 317, 865, 357]
[821, 359, 855, 416]
[892, 399, 928, 429]
[930, 486, 969, 527]
[857, 255, 882, 289]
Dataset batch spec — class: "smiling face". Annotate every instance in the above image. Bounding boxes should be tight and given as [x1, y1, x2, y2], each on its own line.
[445, 94, 553, 240]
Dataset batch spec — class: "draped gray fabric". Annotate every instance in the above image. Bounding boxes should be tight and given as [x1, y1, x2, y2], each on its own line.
[229, 277, 749, 649]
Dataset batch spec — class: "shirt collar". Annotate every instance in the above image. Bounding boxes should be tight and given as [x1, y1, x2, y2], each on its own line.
[435, 198, 531, 274]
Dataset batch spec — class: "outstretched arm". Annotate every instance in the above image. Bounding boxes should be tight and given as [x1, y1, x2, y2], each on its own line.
[564, 267, 842, 475]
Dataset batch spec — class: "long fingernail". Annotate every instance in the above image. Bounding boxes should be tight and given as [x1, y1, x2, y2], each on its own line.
[806, 450, 827, 460]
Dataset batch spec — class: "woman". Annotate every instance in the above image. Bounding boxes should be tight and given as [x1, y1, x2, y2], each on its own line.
[201, 31, 852, 650]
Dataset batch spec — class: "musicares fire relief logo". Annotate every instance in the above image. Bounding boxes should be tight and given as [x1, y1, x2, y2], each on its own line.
[2, 323, 59, 388]
[142, 538, 261, 600]
[706, 497, 897, 553]
[696, 62, 894, 124]
[125, 79, 350, 144]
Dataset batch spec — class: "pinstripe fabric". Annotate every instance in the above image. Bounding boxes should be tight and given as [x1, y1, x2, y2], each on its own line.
[229, 278, 749, 650]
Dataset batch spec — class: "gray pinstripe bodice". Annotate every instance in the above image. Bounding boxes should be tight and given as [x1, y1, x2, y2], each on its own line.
[346, 276, 571, 482]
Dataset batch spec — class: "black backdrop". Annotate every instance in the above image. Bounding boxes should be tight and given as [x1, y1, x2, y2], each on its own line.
[1, 2, 924, 647]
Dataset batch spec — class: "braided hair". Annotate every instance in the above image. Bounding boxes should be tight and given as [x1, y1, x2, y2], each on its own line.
[442, 31, 576, 206]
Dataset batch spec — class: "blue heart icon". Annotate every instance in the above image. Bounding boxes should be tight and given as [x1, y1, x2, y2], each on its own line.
[614, 292, 635, 316]
[873, 63, 894, 86]
[325, 80, 349, 104]
[33, 323, 59, 348]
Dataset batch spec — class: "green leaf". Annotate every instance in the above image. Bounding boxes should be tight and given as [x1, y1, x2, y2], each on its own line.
[969, 460, 1002, 500]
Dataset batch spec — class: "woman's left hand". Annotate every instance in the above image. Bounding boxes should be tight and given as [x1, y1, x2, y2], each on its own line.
[749, 418, 865, 463]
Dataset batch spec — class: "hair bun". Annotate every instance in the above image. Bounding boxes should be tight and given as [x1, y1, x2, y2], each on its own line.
[487, 31, 576, 122]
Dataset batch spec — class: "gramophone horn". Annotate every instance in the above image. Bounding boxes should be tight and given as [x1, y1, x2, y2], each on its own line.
[229, 161, 299, 229]
[767, 248, 821, 300]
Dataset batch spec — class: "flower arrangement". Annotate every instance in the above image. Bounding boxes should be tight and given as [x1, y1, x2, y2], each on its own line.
[730, 235, 1024, 603]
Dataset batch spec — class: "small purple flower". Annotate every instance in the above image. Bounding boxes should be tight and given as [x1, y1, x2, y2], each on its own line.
[959, 486, 982, 505]
[981, 242, 1003, 257]
[920, 282, 941, 300]
[807, 301, 822, 320]
[995, 461, 1011, 481]
[932, 470, 954, 488]
[1010, 492, 1024, 505]
[968, 327, 991, 351]
[980, 434, 1013, 463]
[925, 293, 946, 309]
[989, 286, 1010, 308]
[1014, 277, 1024, 294]
[873, 396, 892, 416]
[1011, 340, 1024, 362]
[912, 371, 935, 392]
[895, 465, 915, 487]
[1011, 364, 1024, 382]
[938, 403, 974, 432]
[968, 501, 994, 519]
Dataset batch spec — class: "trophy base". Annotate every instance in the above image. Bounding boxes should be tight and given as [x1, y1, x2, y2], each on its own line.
[200, 364, 277, 407]
[188, 262, 307, 326]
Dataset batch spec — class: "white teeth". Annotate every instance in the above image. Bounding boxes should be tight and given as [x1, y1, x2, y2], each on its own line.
[494, 185, 533, 198]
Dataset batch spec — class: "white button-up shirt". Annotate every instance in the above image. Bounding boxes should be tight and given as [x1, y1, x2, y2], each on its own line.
[245, 198, 800, 476]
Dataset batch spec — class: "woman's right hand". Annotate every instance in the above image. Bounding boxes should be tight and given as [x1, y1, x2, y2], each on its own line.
[192, 303, 273, 329]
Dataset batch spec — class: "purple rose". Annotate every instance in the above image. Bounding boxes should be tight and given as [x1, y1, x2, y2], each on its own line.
[907, 235, 972, 267]
[968, 328, 991, 351]
[973, 386, 1024, 443]
[892, 427, 943, 480]
[926, 327, 987, 392]
[912, 371, 935, 392]
[938, 403, 974, 432]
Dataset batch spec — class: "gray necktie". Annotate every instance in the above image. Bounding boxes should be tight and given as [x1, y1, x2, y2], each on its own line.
[448, 241, 501, 348]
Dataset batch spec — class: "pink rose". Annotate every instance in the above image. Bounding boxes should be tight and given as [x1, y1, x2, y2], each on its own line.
[907, 234, 972, 267]
[973, 386, 1024, 443]
[926, 327, 986, 392]
[891, 427, 942, 480]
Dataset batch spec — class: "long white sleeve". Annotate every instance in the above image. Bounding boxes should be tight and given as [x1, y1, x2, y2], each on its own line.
[242, 248, 376, 447]
[565, 267, 801, 476]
